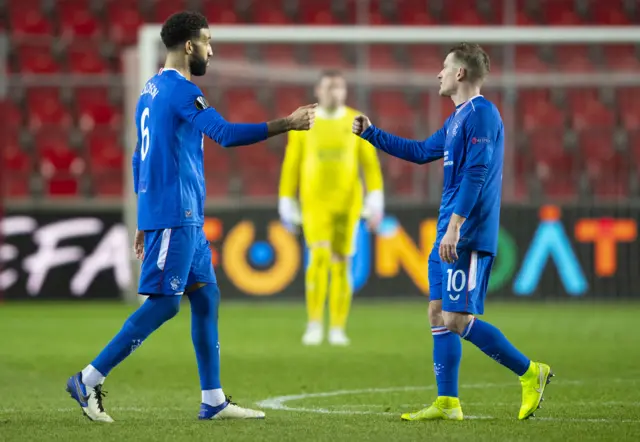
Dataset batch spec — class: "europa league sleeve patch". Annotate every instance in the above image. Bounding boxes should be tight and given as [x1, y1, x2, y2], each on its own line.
[195, 96, 209, 110]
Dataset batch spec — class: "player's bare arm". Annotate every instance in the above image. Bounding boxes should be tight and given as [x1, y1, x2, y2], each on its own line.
[268, 103, 317, 136]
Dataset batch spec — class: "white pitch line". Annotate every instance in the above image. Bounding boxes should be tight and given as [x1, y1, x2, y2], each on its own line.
[255, 382, 640, 424]
[330, 401, 640, 409]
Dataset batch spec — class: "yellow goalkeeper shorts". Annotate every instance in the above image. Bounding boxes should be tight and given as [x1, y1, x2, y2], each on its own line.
[302, 207, 361, 257]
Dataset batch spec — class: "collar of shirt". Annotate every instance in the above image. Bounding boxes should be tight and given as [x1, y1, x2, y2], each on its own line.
[316, 106, 346, 120]
[455, 95, 484, 114]
[159, 68, 186, 79]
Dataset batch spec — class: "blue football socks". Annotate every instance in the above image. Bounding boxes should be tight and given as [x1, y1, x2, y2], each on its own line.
[432, 326, 462, 397]
[188, 284, 222, 391]
[461, 317, 530, 376]
[92, 295, 181, 376]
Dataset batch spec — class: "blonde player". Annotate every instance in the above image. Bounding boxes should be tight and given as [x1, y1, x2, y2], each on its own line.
[279, 70, 384, 346]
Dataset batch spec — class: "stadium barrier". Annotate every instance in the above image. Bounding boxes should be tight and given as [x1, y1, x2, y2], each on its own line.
[2, 205, 637, 300]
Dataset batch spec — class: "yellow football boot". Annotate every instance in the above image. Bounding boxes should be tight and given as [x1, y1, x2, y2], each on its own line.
[518, 361, 554, 420]
[401, 396, 463, 421]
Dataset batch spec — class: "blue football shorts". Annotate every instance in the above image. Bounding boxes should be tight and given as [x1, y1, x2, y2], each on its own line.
[138, 226, 216, 296]
[428, 244, 495, 315]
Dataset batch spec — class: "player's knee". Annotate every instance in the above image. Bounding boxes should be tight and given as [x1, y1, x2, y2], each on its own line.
[310, 244, 331, 263]
[146, 294, 181, 321]
[442, 311, 472, 335]
[428, 301, 444, 327]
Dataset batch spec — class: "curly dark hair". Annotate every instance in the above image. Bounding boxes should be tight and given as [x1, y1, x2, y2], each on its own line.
[160, 11, 209, 50]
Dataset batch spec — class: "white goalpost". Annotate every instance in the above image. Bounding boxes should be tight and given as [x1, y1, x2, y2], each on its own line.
[122, 25, 640, 303]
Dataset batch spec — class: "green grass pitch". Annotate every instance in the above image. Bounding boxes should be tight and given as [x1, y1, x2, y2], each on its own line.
[1, 300, 639, 441]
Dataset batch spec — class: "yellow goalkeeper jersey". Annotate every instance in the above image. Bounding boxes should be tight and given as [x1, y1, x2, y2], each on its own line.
[279, 106, 383, 212]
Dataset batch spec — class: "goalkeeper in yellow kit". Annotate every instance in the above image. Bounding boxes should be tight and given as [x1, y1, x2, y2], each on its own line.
[279, 70, 384, 346]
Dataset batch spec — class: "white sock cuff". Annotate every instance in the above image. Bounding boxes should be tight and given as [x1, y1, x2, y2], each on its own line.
[81, 365, 106, 388]
[202, 389, 226, 407]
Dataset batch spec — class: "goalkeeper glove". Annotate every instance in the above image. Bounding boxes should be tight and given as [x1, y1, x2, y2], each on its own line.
[278, 197, 302, 234]
[362, 190, 384, 232]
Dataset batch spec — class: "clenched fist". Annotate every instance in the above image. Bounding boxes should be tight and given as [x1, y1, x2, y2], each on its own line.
[288, 103, 317, 131]
[352, 115, 372, 136]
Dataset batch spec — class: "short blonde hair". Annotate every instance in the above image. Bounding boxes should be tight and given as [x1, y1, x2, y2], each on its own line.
[448, 43, 491, 83]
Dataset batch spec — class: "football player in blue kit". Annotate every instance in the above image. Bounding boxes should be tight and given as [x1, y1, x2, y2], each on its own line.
[66, 11, 316, 422]
[352, 43, 552, 421]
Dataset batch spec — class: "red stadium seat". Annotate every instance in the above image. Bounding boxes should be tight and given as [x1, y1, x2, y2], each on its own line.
[223, 88, 268, 122]
[87, 129, 124, 196]
[364, 0, 392, 25]
[629, 132, 640, 168]
[35, 130, 84, 196]
[396, 0, 437, 25]
[384, 157, 419, 196]
[529, 131, 578, 198]
[2, 131, 31, 197]
[521, 100, 565, 132]
[446, 4, 489, 25]
[75, 88, 121, 130]
[566, 88, 599, 112]
[253, 1, 293, 24]
[58, 0, 101, 38]
[541, 0, 585, 25]
[571, 102, 615, 131]
[578, 131, 629, 198]
[616, 88, 640, 131]
[0, 100, 24, 127]
[202, 0, 239, 24]
[67, 44, 110, 73]
[26, 88, 73, 130]
[406, 45, 444, 72]
[154, 0, 189, 23]
[371, 90, 414, 119]
[9, 1, 53, 37]
[261, 44, 302, 67]
[602, 45, 640, 70]
[309, 44, 352, 68]
[17, 44, 61, 74]
[554, 45, 597, 72]
[203, 137, 232, 197]
[215, 44, 248, 62]
[516, 10, 539, 25]
[368, 45, 402, 70]
[514, 151, 531, 199]
[515, 46, 550, 72]
[237, 143, 281, 197]
[106, 1, 145, 45]
[273, 86, 309, 117]
[298, 1, 340, 24]
[591, 0, 631, 25]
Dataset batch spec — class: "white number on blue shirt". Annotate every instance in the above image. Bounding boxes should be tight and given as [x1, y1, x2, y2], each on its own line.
[446, 269, 466, 292]
[140, 107, 150, 161]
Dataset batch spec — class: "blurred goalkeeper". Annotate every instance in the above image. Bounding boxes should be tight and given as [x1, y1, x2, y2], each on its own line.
[279, 70, 384, 346]
[352, 43, 552, 421]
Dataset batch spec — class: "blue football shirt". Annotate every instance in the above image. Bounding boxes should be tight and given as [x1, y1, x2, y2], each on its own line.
[360, 95, 504, 254]
[132, 68, 269, 231]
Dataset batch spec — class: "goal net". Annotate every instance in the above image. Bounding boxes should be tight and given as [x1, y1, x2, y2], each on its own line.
[123, 25, 640, 302]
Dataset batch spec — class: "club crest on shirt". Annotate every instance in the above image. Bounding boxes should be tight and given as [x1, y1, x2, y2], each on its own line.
[195, 96, 209, 110]
[170, 276, 182, 291]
